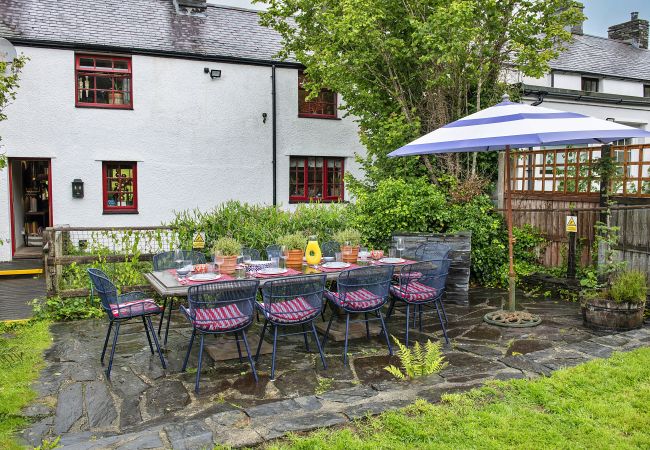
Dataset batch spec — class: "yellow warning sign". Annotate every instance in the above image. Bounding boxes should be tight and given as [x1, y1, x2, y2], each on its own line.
[566, 216, 577, 233]
[192, 232, 206, 249]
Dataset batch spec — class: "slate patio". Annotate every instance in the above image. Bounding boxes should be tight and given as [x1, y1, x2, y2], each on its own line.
[20, 288, 650, 449]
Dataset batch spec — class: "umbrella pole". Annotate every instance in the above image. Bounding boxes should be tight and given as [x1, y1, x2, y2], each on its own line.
[505, 145, 516, 312]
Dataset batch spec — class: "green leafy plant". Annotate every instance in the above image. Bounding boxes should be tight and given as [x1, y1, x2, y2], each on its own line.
[277, 232, 306, 250]
[31, 296, 103, 321]
[212, 236, 242, 256]
[610, 270, 647, 304]
[331, 228, 363, 247]
[384, 336, 447, 380]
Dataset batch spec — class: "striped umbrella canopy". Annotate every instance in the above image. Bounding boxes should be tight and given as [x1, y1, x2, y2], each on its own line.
[388, 95, 650, 325]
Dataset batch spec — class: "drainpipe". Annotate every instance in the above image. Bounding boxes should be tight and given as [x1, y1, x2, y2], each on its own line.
[271, 65, 277, 206]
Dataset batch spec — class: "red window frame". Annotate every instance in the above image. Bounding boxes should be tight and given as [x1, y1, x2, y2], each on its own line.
[290, 156, 344, 203]
[75, 54, 133, 109]
[298, 71, 337, 119]
[102, 162, 138, 214]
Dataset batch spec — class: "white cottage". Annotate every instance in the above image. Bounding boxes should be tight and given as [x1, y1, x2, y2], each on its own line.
[0, 0, 366, 261]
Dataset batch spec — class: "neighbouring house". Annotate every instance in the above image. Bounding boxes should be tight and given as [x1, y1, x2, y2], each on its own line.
[0, 0, 365, 262]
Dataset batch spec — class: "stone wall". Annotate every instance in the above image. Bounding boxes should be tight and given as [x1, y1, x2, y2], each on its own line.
[390, 231, 471, 305]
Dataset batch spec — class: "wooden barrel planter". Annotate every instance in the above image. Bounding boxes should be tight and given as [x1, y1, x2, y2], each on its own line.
[582, 298, 645, 332]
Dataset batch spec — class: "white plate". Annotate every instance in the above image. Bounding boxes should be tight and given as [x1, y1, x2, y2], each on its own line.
[321, 262, 351, 269]
[188, 273, 221, 282]
[379, 257, 406, 264]
[258, 268, 289, 275]
[247, 260, 270, 265]
[322, 256, 335, 262]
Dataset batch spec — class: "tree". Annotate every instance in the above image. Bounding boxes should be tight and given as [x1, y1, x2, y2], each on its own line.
[258, 0, 583, 190]
[0, 55, 27, 170]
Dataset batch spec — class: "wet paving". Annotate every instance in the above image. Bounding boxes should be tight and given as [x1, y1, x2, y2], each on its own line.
[20, 288, 650, 448]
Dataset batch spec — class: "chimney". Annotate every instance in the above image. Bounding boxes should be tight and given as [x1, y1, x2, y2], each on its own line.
[608, 11, 649, 49]
[172, 0, 207, 16]
[570, 3, 585, 35]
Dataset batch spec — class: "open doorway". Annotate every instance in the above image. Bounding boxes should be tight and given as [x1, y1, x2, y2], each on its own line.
[9, 159, 52, 259]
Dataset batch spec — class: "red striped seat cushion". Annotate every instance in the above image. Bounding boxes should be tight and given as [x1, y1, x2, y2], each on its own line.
[110, 299, 161, 318]
[325, 288, 384, 311]
[390, 282, 437, 302]
[189, 304, 249, 331]
[263, 297, 317, 323]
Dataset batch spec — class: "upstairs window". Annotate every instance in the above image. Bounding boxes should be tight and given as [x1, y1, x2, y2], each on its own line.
[290, 156, 344, 202]
[581, 77, 599, 93]
[76, 55, 132, 108]
[298, 72, 337, 118]
[644, 84, 650, 98]
[102, 162, 138, 213]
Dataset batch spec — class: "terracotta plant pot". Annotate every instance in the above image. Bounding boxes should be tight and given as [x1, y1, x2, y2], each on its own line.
[286, 249, 304, 268]
[582, 297, 645, 332]
[220, 255, 238, 275]
[341, 245, 359, 263]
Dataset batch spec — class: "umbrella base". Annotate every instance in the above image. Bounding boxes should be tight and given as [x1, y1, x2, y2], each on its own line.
[483, 310, 542, 328]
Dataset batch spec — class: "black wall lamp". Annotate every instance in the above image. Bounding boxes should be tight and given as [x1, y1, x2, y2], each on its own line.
[71, 179, 84, 198]
[204, 67, 222, 79]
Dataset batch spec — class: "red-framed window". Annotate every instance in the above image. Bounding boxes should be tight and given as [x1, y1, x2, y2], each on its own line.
[290, 156, 344, 202]
[76, 55, 133, 109]
[298, 71, 337, 118]
[102, 162, 138, 213]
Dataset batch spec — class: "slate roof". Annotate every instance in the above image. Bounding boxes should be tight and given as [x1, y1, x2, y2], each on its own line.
[0, 0, 296, 65]
[550, 33, 650, 81]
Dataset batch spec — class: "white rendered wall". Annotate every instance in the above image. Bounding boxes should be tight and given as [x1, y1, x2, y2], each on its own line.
[0, 47, 365, 261]
[600, 78, 644, 97]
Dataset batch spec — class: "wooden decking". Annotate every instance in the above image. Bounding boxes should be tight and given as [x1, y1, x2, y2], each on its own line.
[0, 275, 45, 321]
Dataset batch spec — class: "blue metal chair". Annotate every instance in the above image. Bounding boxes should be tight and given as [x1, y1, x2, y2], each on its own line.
[266, 244, 282, 260]
[388, 259, 452, 346]
[181, 279, 260, 393]
[321, 241, 340, 257]
[153, 250, 206, 345]
[414, 243, 451, 261]
[87, 268, 166, 379]
[322, 265, 394, 365]
[242, 247, 262, 261]
[255, 275, 327, 380]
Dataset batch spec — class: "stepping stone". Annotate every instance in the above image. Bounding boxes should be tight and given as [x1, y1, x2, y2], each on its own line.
[54, 383, 83, 433]
[165, 420, 214, 450]
[499, 355, 553, 376]
[85, 381, 118, 429]
[145, 380, 190, 417]
[205, 333, 272, 362]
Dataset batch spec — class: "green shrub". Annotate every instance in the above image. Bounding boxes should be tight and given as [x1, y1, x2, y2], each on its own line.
[212, 236, 242, 256]
[331, 228, 362, 246]
[32, 296, 103, 321]
[277, 232, 307, 250]
[610, 270, 647, 304]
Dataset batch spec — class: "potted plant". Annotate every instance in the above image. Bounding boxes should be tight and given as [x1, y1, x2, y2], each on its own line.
[212, 236, 242, 275]
[332, 228, 362, 263]
[278, 232, 306, 268]
[582, 269, 647, 331]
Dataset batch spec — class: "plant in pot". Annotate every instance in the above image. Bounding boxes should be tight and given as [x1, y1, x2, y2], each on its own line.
[332, 228, 362, 263]
[212, 236, 242, 275]
[582, 269, 647, 331]
[277, 232, 306, 268]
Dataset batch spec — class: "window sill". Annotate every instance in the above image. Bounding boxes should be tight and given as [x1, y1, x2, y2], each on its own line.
[289, 199, 346, 204]
[76, 104, 134, 110]
[298, 114, 341, 120]
[103, 209, 139, 215]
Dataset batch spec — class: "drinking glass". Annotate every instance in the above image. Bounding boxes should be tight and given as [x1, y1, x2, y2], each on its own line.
[173, 249, 185, 271]
[177, 259, 193, 279]
[335, 252, 342, 262]
[271, 257, 279, 268]
[214, 251, 224, 273]
[388, 248, 397, 258]
[396, 237, 406, 258]
[242, 253, 252, 265]
[359, 247, 369, 260]
[234, 264, 245, 279]
[279, 246, 287, 269]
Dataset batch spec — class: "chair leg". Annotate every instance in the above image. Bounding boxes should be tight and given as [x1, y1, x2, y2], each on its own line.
[270, 325, 279, 380]
[163, 298, 174, 346]
[240, 330, 258, 383]
[321, 311, 335, 349]
[321, 301, 328, 321]
[101, 322, 113, 364]
[343, 313, 350, 366]
[157, 298, 167, 336]
[404, 304, 410, 348]
[182, 328, 196, 372]
[377, 309, 393, 355]
[255, 319, 268, 362]
[419, 304, 423, 332]
[235, 332, 243, 363]
[142, 317, 154, 354]
[434, 300, 450, 345]
[364, 312, 370, 339]
[106, 322, 121, 379]
[439, 299, 448, 324]
[195, 333, 205, 393]
[302, 323, 310, 352]
[146, 316, 167, 369]
[413, 305, 418, 328]
[311, 321, 327, 370]
[386, 298, 396, 319]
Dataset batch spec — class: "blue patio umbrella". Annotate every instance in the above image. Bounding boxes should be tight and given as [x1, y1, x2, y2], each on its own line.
[389, 95, 650, 326]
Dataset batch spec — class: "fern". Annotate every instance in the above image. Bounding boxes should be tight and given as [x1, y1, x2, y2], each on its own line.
[384, 335, 448, 381]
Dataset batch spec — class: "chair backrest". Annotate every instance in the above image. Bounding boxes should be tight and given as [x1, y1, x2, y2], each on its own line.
[397, 259, 451, 297]
[241, 247, 262, 261]
[87, 268, 118, 313]
[321, 241, 340, 257]
[261, 274, 327, 321]
[266, 244, 282, 260]
[414, 243, 451, 262]
[336, 265, 394, 307]
[153, 250, 206, 270]
[187, 280, 259, 330]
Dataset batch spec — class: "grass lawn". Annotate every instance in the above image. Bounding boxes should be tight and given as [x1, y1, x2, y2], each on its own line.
[0, 320, 51, 450]
[270, 347, 650, 450]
